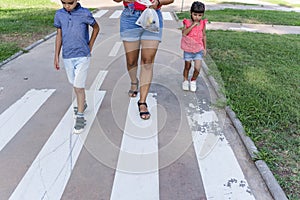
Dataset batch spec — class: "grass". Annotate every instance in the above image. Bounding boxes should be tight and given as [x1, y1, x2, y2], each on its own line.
[176, 9, 300, 26]
[0, 0, 59, 63]
[204, 30, 300, 200]
[203, 26, 300, 200]
[204, 0, 300, 8]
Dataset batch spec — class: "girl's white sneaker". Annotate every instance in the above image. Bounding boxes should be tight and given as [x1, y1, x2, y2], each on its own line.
[190, 80, 197, 92]
[182, 80, 189, 91]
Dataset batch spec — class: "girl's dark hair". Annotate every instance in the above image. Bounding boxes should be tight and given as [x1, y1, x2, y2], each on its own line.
[190, 1, 205, 13]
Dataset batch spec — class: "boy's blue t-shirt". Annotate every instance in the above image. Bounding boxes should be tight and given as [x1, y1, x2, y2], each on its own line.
[54, 3, 96, 59]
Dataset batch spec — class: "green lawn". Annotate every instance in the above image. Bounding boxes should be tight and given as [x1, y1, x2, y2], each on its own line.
[176, 9, 300, 26]
[206, 30, 300, 200]
[204, 0, 300, 8]
[0, 0, 58, 62]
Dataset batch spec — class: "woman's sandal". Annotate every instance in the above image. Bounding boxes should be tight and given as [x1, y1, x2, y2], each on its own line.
[137, 100, 151, 120]
[128, 79, 139, 98]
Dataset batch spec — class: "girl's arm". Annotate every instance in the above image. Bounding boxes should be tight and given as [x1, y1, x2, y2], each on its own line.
[202, 23, 207, 56]
[54, 28, 62, 70]
[89, 22, 100, 52]
[182, 22, 198, 36]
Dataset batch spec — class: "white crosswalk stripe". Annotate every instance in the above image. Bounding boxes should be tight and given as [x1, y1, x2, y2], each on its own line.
[9, 91, 105, 200]
[93, 9, 174, 21]
[93, 10, 109, 18]
[111, 94, 159, 200]
[109, 10, 123, 19]
[186, 106, 255, 199]
[0, 89, 55, 152]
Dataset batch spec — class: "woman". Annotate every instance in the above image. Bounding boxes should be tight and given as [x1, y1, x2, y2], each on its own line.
[113, 0, 174, 120]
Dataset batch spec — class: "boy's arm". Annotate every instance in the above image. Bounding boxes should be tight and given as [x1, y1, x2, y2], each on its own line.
[89, 21, 100, 53]
[54, 28, 62, 70]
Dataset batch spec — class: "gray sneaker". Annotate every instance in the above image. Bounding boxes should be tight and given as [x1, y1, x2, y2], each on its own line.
[74, 116, 86, 134]
[73, 102, 88, 116]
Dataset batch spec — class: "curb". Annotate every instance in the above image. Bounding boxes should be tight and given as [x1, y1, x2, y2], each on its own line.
[201, 58, 288, 200]
[172, 10, 288, 199]
[0, 32, 57, 68]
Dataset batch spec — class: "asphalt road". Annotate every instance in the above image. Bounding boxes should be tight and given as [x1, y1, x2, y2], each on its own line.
[0, 3, 277, 200]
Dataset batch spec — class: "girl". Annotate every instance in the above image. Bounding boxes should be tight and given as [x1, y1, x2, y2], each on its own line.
[181, 1, 207, 92]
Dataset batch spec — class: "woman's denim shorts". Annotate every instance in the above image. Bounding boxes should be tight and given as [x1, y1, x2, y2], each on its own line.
[120, 7, 163, 42]
[183, 50, 204, 61]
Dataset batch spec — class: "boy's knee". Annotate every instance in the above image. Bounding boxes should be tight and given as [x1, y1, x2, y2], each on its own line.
[74, 87, 85, 93]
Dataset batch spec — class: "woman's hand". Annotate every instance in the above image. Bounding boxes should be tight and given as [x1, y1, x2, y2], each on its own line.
[150, 0, 160, 9]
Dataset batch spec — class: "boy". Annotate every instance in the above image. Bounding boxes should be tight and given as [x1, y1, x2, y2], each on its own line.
[54, 0, 99, 133]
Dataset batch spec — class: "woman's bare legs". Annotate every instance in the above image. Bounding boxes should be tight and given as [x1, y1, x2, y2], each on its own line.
[123, 41, 140, 97]
[139, 40, 159, 119]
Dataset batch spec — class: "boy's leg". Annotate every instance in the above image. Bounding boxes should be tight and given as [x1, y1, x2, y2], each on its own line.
[74, 87, 86, 113]
[72, 57, 89, 133]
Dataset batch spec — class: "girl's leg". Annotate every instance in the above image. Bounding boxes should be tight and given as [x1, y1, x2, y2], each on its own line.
[191, 60, 202, 80]
[123, 41, 140, 96]
[139, 40, 159, 119]
[183, 61, 192, 81]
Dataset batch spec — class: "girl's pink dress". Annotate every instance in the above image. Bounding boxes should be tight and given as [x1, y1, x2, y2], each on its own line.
[181, 18, 208, 53]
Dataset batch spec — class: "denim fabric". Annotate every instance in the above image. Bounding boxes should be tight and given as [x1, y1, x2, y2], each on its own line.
[183, 50, 204, 61]
[120, 7, 163, 41]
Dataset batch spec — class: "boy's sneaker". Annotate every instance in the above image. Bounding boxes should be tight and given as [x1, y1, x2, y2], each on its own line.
[74, 116, 86, 134]
[182, 80, 189, 91]
[190, 80, 197, 92]
[73, 102, 88, 117]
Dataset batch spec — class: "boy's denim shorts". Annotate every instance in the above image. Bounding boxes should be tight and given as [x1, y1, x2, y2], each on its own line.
[120, 7, 163, 41]
[63, 57, 90, 88]
[183, 50, 204, 61]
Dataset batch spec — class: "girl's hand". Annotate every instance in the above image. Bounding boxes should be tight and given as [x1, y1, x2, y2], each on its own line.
[203, 49, 207, 56]
[192, 21, 199, 26]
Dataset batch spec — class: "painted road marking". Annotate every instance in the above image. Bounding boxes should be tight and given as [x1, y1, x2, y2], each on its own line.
[93, 10, 109, 18]
[0, 89, 55, 152]
[229, 27, 258, 32]
[90, 70, 108, 91]
[185, 104, 255, 200]
[107, 10, 173, 21]
[110, 10, 123, 19]
[162, 12, 173, 20]
[111, 94, 159, 200]
[109, 42, 122, 57]
[9, 91, 105, 200]
[9, 68, 108, 200]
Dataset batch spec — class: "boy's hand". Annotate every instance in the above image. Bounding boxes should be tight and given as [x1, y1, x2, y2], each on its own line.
[54, 59, 60, 70]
